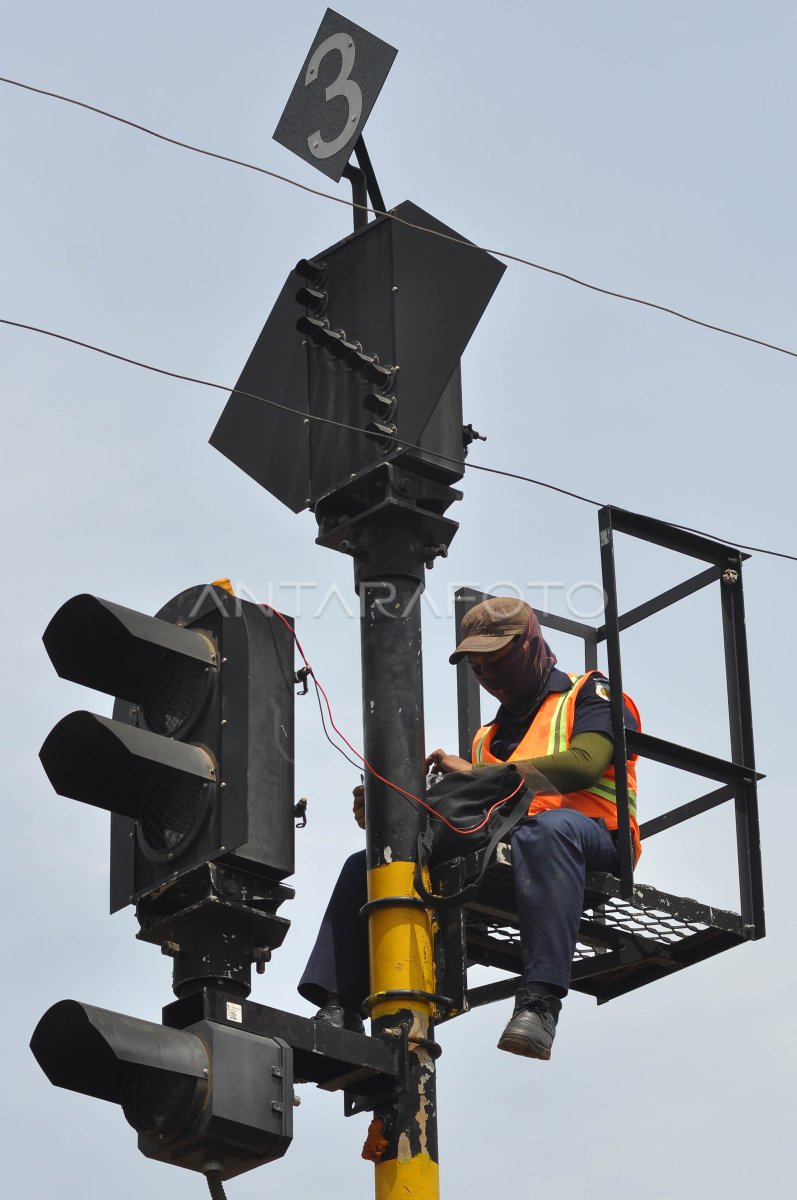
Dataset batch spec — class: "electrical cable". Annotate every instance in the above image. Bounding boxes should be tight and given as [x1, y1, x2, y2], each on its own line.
[2, 73, 797, 362]
[204, 1169, 227, 1200]
[312, 677, 363, 772]
[313, 664, 528, 835]
[258, 601, 363, 769]
[3, 314, 795, 564]
[259, 603, 365, 769]
[261, 600, 527, 836]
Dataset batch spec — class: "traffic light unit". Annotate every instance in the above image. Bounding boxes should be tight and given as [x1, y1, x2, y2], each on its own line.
[31, 1000, 293, 1179]
[33, 582, 300, 1182]
[39, 583, 296, 917]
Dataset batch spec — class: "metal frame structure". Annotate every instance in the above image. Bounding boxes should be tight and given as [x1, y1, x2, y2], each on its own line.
[436, 505, 765, 1014]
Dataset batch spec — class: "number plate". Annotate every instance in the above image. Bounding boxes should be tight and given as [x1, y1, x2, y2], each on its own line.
[273, 8, 397, 182]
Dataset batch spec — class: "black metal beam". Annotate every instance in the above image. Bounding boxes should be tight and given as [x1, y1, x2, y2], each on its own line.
[594, 564, 721, 640]
[571, 944, 677, 984]
[455, 589, 488, 760]
[597, 508, 635, 896]
[352, 136, 385, 213]
[639, 784, 735, 839]
[342, 163, 368, 230]
[462, 976, 521, 1012]
[163, 989, 398, 1099]
[533, 608, 598, 642]
[604, 506, 750, 565]
[719, 559, 766, 937]
[626, 730, 762, 787]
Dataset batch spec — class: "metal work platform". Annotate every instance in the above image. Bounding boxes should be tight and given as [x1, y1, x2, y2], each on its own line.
[435, 842, 749, 1013]
[435, 506, 765, 1017]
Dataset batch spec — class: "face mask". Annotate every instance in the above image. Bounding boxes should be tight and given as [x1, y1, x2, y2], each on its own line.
[472, 611, 557, 712]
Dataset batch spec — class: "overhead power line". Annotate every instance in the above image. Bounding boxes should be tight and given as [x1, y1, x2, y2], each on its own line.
[2, 74, 796, 363]
[2, 314, 795, 565]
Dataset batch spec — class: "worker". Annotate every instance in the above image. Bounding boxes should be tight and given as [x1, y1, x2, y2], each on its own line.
[298, 596, 640, 1059]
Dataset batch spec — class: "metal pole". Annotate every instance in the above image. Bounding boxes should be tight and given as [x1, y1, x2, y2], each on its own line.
[597, 507, 635, 896]
[342, 162, 369, 230]
[352, 510, 440, 1200]
[719, 555, 765, 937]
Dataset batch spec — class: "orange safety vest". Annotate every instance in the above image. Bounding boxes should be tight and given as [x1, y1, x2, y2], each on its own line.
[471, 672, 642, 863]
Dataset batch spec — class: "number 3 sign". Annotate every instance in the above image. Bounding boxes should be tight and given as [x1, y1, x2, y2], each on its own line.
[273, 8, 397, 182]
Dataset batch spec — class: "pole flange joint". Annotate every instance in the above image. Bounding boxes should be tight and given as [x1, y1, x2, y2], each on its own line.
[359, 895, 428, 917]
[363, 988, 453, 1017]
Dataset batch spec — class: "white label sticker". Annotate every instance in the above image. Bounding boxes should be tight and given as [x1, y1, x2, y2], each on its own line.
[226, 1001, 243, 1024]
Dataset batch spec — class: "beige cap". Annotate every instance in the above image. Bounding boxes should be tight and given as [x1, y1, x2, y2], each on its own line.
[449, 598, 533, 664]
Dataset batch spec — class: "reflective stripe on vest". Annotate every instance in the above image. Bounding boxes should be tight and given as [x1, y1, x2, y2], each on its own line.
[589, 776, 637, 818]
[546, 687, 571, 755]
[473, 727, 491, 765]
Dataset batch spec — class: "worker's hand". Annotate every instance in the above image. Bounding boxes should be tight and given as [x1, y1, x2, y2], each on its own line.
[426, 748, 472, 776]
[352, 783, 366, 830]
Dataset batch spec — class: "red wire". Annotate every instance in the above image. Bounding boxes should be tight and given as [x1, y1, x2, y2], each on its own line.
[260, 602, 527, 836]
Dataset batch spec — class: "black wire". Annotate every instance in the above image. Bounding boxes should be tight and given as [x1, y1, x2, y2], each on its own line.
[303, 648, 434, 818]
[205, 1171, 227, 1200]
[2, 315, 795, 565]
[312, 679, 363, 772]
[2, 73, 797, 363]
[0, 75, 352, 211]
[312, 675, 461, 828]
[293, 626, 429, 813]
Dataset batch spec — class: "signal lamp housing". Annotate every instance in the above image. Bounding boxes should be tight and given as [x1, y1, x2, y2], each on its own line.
[39, 585, 296, 912]
[295, 284, 327, 313]
[31, 1000, 293, 1180]
[295, 256, 326, 284]
[363, 391, 396, 419]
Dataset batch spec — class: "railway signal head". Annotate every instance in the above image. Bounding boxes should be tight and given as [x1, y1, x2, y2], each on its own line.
[39, 584, 296, 911]
[210, 202, 505, 512]
[31, 1000, 293, 1180]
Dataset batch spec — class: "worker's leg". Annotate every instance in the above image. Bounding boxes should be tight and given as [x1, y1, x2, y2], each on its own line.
[510, 808, 619, 994]
[298, 849, 369, 1012]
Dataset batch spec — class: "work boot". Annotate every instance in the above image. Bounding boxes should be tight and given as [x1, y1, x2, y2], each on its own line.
[312, 995, 364, 1035]
[497, 987, 561, 1060]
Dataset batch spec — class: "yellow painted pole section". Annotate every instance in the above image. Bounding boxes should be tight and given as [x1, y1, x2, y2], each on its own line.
[375, 1155, 440, 1200]
[367, 860, 439, 1200]
[367, 861, 435, 1021]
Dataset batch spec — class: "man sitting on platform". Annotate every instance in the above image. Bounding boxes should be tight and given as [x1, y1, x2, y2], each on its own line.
[298, 597, 640, 1060]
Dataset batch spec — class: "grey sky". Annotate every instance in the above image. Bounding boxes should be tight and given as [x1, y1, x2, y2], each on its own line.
[3, 3, 795, 1197]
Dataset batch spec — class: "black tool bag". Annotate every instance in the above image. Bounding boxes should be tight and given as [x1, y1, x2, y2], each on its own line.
[414, 765, 529, 910]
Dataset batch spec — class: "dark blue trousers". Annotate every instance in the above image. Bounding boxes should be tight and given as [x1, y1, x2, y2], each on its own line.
[298, 808, 619, 1008]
